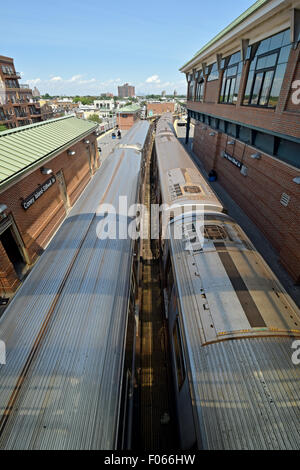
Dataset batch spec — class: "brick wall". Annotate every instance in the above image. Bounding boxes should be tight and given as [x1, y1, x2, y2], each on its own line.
[117, 114, 138, 130]
[188, 44, 300, 139]
[193, 122, 300, 282]
[0, 133, 97, 292]
[147, 103, 175, 116]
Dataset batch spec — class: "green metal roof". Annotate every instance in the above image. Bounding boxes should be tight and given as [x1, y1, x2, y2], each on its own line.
[0, 115, 97, 191]
[180, 0, 269, 71]
[118, 104, 141, 114]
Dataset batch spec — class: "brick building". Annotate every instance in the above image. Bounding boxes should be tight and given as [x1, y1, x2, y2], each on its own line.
[118, 83, 135, 98]
[0, 115, 99, 295]
[146, 102, 175, 117]
[0, 55, 42, 129]
[116, 104, 141, 130]
[180, 0, 300, 283]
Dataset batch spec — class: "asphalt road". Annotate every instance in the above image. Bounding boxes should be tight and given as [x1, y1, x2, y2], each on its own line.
[176, 124, 300, 307]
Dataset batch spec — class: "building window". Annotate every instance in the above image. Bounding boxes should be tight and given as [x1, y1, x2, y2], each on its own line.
[253, 131, 275, 154]
[219, 119, 226, 132]
[210, 117, 218, 129]
[173, 319, 186, 391]
[275, 139, 300, 168]
[187, 73, 195, 101]
[239, 126, 252, 144]
[189, 109, 300, 168]
[243, 29, 291, 108]
[207, 62, 219, 82]
[195, 70, 204, 102]
[227, 122, 237, 137]
[220, 51, 243, 104]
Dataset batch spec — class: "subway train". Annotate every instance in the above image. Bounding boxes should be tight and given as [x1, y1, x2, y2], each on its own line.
[0, 120, 151, 449]
[154, 113, 300, 450]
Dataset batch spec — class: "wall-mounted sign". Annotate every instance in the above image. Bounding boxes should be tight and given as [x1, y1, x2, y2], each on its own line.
[22, 176, 56, 210]
[222, 151, 242, 169]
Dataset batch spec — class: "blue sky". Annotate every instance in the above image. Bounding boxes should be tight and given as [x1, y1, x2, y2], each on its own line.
[1, 0, 255, 96]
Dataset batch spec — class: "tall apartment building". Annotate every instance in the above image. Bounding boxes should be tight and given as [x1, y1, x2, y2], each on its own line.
[180, 0, 300, 283]
[118, 83, 135, 98]
[0, 55, 42, 129]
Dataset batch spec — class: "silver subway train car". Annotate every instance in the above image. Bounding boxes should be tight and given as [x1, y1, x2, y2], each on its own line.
[155, 113, 300, 450]
[0, 120, 151, 449]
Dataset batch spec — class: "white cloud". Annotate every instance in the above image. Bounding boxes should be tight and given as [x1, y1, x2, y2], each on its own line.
[79, 78, 96, 84]
[27, 78, 41, 86]
[146, 75, 161, 84]
[69, 74, 82, 82]
[20, 72, 187, 97]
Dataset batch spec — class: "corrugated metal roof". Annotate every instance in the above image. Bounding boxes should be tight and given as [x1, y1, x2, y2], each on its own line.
[118, 104, 141, 114]
[0, 115, 97, 190]
[180, 0, 269, 71]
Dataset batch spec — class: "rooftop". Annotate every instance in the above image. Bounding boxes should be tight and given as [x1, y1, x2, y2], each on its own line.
[0, 115, 97, 191]
[118, 104, 141, 114]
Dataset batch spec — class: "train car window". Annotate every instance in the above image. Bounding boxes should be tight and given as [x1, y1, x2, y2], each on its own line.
[130, 271, 136, 308]
[173, 319, 186, 391]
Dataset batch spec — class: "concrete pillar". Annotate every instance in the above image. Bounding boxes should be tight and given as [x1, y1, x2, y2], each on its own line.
[185, 115, 191, 145]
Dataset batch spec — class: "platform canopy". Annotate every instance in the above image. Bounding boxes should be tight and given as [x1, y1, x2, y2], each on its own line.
[0, 115, 97, 191]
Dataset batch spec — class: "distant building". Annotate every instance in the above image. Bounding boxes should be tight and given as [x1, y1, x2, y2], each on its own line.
[93, 99, 114, 118]
[0, 55, 42, 129]
[32, 86, 41, 97]
[174, 90, 178, 97]
[118, 83, 135, 98]
[101, 93, 114, 98]
[40, 102, 54, 121]
[162, 90, 166, 97]
[114, 100, 127, 109]
[52, 99, 78, 113]
[116, 104, 141, 130]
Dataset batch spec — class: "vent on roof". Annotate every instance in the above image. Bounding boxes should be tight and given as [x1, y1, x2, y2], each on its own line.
[183, 223, 203, 253]
[280, 193, 290, 207]
[204, 225, 229, 241]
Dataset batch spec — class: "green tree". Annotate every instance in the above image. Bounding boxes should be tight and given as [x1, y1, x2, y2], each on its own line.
[88, 114, 103, 124]
[72, 96, 96, 105]
[42, 93, 54, 99]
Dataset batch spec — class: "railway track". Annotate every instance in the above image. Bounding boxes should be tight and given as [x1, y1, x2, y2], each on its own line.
[134, 134, 177, 450]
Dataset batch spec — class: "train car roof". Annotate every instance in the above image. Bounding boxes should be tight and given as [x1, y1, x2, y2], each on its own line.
[169, 213, 300, 449]
[170, 213, 300, 344]
[155, 114, 223, 212]
[119, 119, 150, 149]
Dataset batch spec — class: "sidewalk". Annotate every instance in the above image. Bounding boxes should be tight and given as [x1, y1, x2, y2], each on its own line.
[97, 130, 128, 162]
